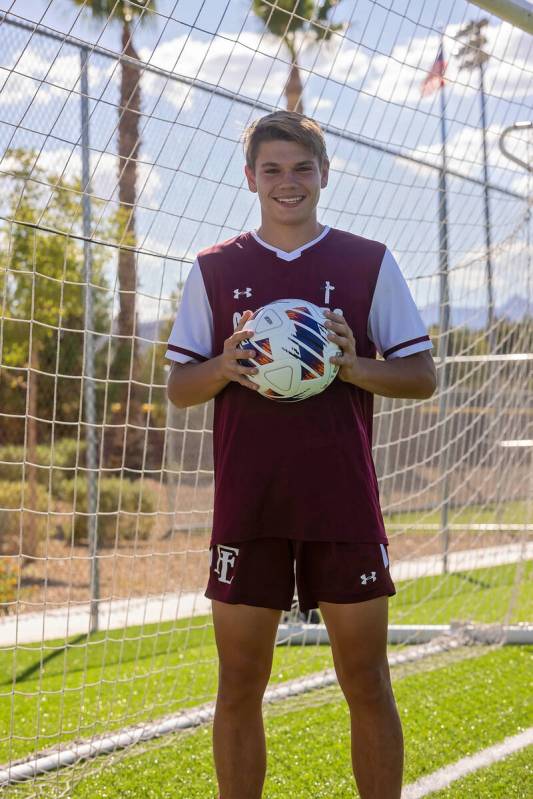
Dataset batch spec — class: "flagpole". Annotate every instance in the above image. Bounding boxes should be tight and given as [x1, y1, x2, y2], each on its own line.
[436, 32, 452, 574]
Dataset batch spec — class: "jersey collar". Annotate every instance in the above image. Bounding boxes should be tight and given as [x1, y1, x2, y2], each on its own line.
[250, 225, 331, 262]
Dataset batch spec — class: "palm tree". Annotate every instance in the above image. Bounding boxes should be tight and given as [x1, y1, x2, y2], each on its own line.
[252, 0, 344, 113]
[73, 0, 155, 469]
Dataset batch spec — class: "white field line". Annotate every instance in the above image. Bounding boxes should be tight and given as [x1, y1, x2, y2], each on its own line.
[402, 727, 533, 798]
[1, 543, 531, 645]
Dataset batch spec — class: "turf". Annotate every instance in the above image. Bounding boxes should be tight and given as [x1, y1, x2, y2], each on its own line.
[383, 499, 528, 528]
[390, 559, 532, 625]
[429, 746, 533, 798]
[0, 560, 530, 764]
[5, 645, 530, 798]
[0, 614, 334, 764]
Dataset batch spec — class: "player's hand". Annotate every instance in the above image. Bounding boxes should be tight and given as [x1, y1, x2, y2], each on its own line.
[217, 310, 260, 391]
[324, 310, 358, 384]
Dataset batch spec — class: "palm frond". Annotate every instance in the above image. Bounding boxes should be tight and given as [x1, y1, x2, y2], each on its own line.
[72, 0, 155, 24]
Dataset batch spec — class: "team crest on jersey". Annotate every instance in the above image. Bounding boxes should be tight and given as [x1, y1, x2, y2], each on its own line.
[323, 280, 335, 304]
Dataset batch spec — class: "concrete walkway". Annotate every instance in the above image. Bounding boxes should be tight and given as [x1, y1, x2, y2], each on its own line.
[1, 543, 531, 646]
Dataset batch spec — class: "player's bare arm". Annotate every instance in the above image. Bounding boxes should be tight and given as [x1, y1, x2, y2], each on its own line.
[167, 310, 259, 408]
[324, 309, 436, 399]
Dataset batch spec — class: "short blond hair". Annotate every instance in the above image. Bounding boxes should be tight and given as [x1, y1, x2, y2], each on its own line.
[243, 111, 329, 171]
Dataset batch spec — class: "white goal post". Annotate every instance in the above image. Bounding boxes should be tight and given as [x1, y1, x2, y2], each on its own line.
[470, 0, 533, 34]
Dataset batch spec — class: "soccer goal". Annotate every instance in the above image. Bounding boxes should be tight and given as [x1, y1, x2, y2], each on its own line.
[0, 0, 531, 793]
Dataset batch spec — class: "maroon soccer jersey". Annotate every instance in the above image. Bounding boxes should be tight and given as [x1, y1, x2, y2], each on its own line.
[166, 226, 432, 545]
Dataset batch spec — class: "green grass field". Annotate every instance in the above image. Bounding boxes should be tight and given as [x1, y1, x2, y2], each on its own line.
[1, 560, 531, 766]
[5, 646, 531, 798]
[391, 559, 532, 624]
[383, 499, 529, 528]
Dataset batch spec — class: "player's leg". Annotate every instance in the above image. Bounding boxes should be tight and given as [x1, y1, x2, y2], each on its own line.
[318, 595, 403, 799]
[211, 599, 281, 799]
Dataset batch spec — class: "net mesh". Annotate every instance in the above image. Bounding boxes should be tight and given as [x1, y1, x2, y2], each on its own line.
[0, 0, 531, 793]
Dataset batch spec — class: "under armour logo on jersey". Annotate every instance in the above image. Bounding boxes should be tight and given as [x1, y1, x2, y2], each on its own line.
[323, 280, 335, 304]
[234, 288, 252, 299]
[213, 545, 239, 584]
[360, 572, 377, 585]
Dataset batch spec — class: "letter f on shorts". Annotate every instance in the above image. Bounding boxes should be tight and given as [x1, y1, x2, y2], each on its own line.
[214, 545, 240, 584]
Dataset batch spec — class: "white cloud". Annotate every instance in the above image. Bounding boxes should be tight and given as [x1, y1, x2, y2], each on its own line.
[361, 21, 531, 111]
[402, 121, 529, 196]
[140, 27, 370, 111]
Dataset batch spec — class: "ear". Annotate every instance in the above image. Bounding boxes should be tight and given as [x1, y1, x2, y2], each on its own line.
[244, 164, 257, 193]
[320, 158, 330, 190]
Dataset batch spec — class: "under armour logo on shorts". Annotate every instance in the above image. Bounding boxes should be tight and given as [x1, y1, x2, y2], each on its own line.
[360, 572, 377, 585]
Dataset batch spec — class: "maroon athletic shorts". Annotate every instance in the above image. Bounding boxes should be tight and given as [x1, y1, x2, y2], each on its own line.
[205, 539, 396, 613]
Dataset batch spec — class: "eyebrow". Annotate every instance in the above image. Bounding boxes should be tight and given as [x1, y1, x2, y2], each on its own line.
[259, 160, 315, 168]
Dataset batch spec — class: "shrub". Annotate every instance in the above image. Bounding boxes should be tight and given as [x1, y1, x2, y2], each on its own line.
[0, 481, 50, 556]
[61, 478, 157, 546]
[0, 439, 86, 490]
[0, 558, 19, 614]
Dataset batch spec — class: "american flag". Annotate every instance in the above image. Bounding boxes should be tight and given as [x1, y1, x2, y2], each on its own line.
[421, 44, 447, 96]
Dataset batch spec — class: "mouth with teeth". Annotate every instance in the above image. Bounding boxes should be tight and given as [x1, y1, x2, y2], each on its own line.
[273, 196, 305, 207]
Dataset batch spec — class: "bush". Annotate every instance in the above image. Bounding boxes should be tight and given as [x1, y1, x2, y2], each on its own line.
[0, 480, 50, 556]
[0, 558, 19, 614]
[61, 478, 157, 546]
[0, 439, 86, 490]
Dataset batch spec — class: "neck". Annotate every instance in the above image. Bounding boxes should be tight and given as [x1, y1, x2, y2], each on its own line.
[255, 219, 324, 252]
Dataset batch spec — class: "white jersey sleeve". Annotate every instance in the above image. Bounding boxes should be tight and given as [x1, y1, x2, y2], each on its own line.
[368, 248, 433, 359]
[165, 259, 213, 363]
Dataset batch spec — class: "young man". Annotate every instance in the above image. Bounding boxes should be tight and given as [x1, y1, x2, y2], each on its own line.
[166, 111, 436, 799]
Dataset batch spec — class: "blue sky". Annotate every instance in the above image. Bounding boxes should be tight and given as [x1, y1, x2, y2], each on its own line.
[0, 0, 531, 326]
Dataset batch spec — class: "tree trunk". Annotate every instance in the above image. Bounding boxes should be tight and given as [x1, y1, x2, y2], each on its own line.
[105, 21, 144, 473]
[117, 21, 140, 346]
[284, 38, 304, 113]
[284, 62, 304, 113]
[25, 342, 40, 560]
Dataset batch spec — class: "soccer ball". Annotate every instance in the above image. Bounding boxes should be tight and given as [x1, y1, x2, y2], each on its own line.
[239, 299, 342, 402]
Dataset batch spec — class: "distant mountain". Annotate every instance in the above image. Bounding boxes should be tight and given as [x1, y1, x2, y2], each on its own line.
[420, 295, 530, 330]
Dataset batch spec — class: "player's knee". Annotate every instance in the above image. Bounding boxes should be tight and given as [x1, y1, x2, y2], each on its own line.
[338, 660, 392, 708]
[217, 657, 271, 705]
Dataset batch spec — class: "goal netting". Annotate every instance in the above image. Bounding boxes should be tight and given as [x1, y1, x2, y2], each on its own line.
[0, 0, 531, 793]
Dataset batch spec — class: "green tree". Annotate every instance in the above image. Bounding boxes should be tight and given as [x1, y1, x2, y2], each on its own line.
[72, 0, 156, 469]
[0, 148, 112, 553]
[252, 0, 345, 112]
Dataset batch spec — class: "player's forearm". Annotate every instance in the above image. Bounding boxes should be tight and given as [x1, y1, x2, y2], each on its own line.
[346, 353, 436, 399]
[167, 357, 228, 408]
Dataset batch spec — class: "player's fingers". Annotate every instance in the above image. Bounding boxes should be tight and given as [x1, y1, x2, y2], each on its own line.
[325, 318, 354, 342]
[324, 309, 345, 322]
[240, 365, 259, 376]
[234, 345, 256, 360]
[330, 350, 355, 364]
[233, 328, 255, 340]
[327, 332, 352, 350]
[325, 318, 347, 330]
[230, 330, 255, 349]
[237, 376, 259, 390]
[330, 352, 346, 363]
[235, 310, 254, 329]
[224, 332, 253, 356]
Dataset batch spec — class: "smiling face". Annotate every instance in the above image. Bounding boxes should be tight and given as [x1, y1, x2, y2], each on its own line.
[244, 139, 329, 229]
